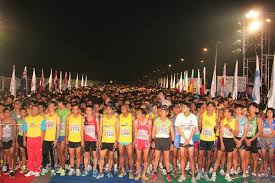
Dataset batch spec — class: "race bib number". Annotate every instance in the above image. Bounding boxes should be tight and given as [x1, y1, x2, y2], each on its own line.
[46, 120, 54, 129]
[182, 126, 192, 132]
[137, 129, 148, 140]
[60, 123, 65, 133]
[238, 127, 244, 136]
[18, 126, 23, 135]
[71, 124, 80, 133]
[85, 125, 96, 138]
[263, 128, 271, 135]
[120, 127, 130, 137]
[157, 125, 169, 136]
[202, 128, 213, 137]
[104, 129, 114, 137]
[223, 128, 233, 138]
[3, 127, 11, 138]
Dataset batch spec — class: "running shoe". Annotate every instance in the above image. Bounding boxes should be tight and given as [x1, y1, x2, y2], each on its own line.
[151, 173, 157, 181]
[178, 175, 186, 182]
[225, 173, 233, 182]
[166, 174, 172, 182]
[96, 173, 104, 179]
[40, 168, 49, 176]
[76, 169, 81, 176]
[50, 169, 56, 176]
[118, 171, 125, 178]
[219, 169, 226, 176]
[24, 171, 35, 177]
[107, 172, 113, 179]
[60, 168, 66, 176]
[67, 168, 75, 176]
[129, 170, 134, 179]
[9, 171, 15, 178]
[82, 169, 89, 176]
[20, 165, 27, 174]
[196, 171, 202, 180]
[210, 173, 216, 182]
[92, 169, 99, 178]
[34, 172, 40, 177]
[191, 177, 197, 183]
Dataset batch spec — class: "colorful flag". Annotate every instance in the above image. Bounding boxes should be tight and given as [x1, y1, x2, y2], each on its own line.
[184, 71, 189, 92]
[203, 67, 206, 94]
[22, 66, 28, 94]
[268, 54, 275, 108]
[31, 68, 36, 93]
[170, 74, 173, 89]
[166, 75, 169, 88]
[172, 74, 176, 89]
[210, 64, 217, 98]
[64, 72, 68, 90]
[75, 73, 79, 89]
[189, 69, 194, 93]
[48, 69, 53, 92]
[197, 69, 201, 95]
[220, 63, 226, 97]
[179, 72, 183, 92]
[39, 69, 45, 92]
[10, 65, 16, 97]
[54, 70, 58, 91]
[68, 72, 71, 90]
[232, 61, 238, 100]
[252, 55, 261, 104]
[59, 71, 62, 91]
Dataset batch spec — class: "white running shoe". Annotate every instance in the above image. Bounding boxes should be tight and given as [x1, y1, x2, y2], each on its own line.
[196, 171, 202, 180]
[210, 173, 216, 182]
[225, 173, 233, 182]
[76, 169, 81, 176]
[209, 167, 214, 174]
[25, 171, 35, 177]
[219, 169, 225, 176]
[34, 172, 40, 177]
[178, 175, 186, 182]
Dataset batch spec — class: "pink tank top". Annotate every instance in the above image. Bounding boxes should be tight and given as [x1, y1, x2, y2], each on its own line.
[136, 119, 150, 143]
[84, 116, 97, 142]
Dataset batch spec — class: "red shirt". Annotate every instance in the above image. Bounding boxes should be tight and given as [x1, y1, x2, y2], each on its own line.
[84, 116, 97, 142]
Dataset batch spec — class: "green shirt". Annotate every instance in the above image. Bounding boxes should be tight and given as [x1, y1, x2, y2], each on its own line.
[56, 108, 70, 136]
[17, 118, 24, 136]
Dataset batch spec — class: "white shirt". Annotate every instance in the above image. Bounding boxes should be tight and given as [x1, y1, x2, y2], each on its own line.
[175, 112, 198, 144]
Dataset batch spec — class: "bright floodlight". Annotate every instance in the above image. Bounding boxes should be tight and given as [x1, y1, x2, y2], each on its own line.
[245, 10, 259, 19]
[248, 21, 261, 32]
[203, 48, 208, 52]
[200, 60, 204, 63]
[265, 18, 271, 23]
[168, 64, 172, 67]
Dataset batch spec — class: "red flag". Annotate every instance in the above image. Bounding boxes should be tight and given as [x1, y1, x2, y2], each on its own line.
[39, 69, 45, 92]
[54, 70, 58, 91]
[64, 72, 68, 89]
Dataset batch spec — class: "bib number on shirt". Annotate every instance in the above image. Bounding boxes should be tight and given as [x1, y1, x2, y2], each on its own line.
[263, 128, 271, 135]
[85, 125, 96, 138]
[202, 128, 213, 137]
[157, 126, 169, 136]
[104, 129, 114, 138]
[120, 127, 130, 137]
[137, 129, 148, 140]
[3, 127, 11, 138]
[71, 125, 80, 133]
[46, 120, 54, 129]
[223, 128, 233, 138]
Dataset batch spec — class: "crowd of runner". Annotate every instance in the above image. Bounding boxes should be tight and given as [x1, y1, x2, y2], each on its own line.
[0, 85, 274, 182]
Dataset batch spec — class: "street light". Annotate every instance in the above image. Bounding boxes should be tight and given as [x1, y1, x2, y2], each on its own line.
[248, 20, 262, 33]
[203, 48, 208, 52]
[168, 64, 172, 68]
[180, 58, 184, 62]
[200, 60, 204, 63]
[265, 18, 271, 23]
[245, 10, 259, 19]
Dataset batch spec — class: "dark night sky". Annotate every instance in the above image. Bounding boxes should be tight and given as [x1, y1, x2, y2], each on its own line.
[0, 0, 274, 81]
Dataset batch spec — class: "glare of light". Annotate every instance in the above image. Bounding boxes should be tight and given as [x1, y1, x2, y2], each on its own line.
[168, 64, 172, 67]
[201, 60, 204, 63]
[265, 18, 271, 23]
[248, 21, 261, 33]
[180, 58, 184, 62]
[157, 69, 160, 72]
[245, 10, 259, 19]
[203, 48, 208, 52]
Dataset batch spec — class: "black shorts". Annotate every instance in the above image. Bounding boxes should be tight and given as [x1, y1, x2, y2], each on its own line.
[199, 140, 214, 151]
[223, 138, 236, 152]
[17, 135, 25, 147]
[180, 144, 193, 148]
[236, 137, 247, 150]
[155, 138, 171, 151]
[3, 140, 13, 149]
[101, 143, 115, 151]
[246, 138, 259, 153]
[84, 141, 97, 152]
[68, 141, 81, 148]
[216, 138, 221, 150]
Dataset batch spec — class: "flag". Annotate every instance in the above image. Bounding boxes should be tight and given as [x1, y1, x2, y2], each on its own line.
[84, 75, 87, 87]
[252, 55, 261, 104]
[166, 75, 169, 88]
[59, 71, 62, 91]
[64, 72, 68, 90]
[197, 69, 201, 94]
[10, 65, 16, 97]
[220, 63, 226, 97]
[170, 74, 173, 89]
[39, 69, 45, 92]
[189, 69, 194, 93]
[210, 64, 217, 98]
[22, 66, 28, 94]
[179, 72, 183, 92]
[75, 73, 79, 89]
[232, 61, 238, 100]
[172, 74, 176, 89]
[184, 71, 189, 92]
[81, 74, 84, 87]
[203, 67, 206, 94]
[268, 54, 275, 108]
[68, 72, 71, 90]
[48, 68, 53, 92]
[31, 68, 36, 93]
[53, 70, 58, 91]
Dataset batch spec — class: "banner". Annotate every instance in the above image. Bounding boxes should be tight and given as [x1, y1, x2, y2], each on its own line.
[217, 76, 247, 97]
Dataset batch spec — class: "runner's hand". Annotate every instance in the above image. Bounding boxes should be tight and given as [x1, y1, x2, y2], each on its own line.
[65, 139, 69, 145]
[236, 141, 241, 148]
[221, 143, 225, 151]
[53, 140, 58, 147]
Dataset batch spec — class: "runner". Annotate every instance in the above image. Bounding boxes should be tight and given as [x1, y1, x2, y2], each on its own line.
[82, 105, 99, 177]
[245, 102, 262, 179]
[23, 104, 46, 177]
[97, 104, 119, 179]
[65, 103, 84, 176]
[134, 107, 152, 181]
[151, 105, 174, 182]
[41, 101, 60, 176]
[118, 104, 134, 179]
[1, 107, 17, 178]
[175, 102, 198, 183]
[258, 108, 275, 179]
[197, 102, 217, 181]
[56, 99, 70, 176]
[17, 108, 28, 174]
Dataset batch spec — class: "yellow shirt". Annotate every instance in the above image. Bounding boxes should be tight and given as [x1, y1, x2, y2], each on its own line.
[200, 111, 217, 141]
[118, 113, 132, 143]
[23, 115, 46, 138]
[102, 114, 117, 143]
[222, 118, 236, 138]
[44, 113, 58, 141]
[68, 114, 82, 142]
